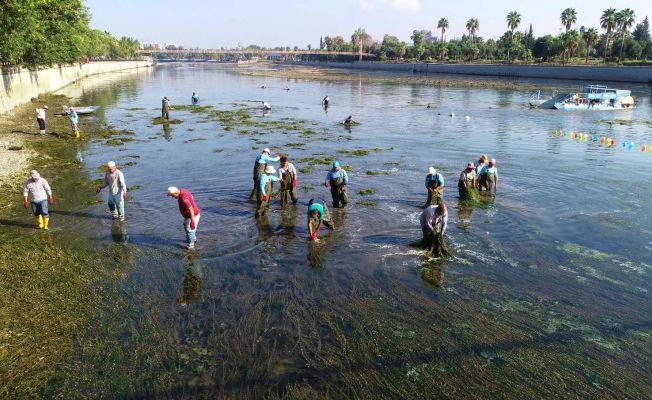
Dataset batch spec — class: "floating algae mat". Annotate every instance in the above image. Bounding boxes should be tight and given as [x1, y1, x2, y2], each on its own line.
[1, 64, 651, 398]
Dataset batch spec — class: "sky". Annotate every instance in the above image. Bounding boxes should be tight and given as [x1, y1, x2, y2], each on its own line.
[85, 0, 651, 48]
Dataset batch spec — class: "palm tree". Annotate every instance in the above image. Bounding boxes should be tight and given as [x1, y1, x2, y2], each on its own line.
[560, 30, 580, 64]
[582, 28, 598, 63]
[615, 8, 636, 63]
[437, 18, 449, 42]
[600, 8, 617, 62]
[560, 8, 577, 32]
[466, 18, 479, 42]
[506, 11, 522, 63]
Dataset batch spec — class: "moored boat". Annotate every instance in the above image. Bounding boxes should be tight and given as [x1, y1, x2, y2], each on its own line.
[530, 85, 634, 110]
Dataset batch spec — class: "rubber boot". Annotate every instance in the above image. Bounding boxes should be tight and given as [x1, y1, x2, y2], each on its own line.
[39, 130, 45, 136]
[75, 130, 80, 139]
[43, 217, 49, 230]
[37, 215, 44, 229]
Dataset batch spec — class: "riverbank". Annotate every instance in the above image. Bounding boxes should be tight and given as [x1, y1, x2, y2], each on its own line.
[283, 61, 652, 84]
[1, 61, 153, 114]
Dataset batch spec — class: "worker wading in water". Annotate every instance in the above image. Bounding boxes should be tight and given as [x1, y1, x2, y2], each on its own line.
[307, 198, 334, 241]
[418, 202, 450, 257]
[325, 161, 349, 208]
[424, 166, 445, 207]
[161, 96, 170, 120]
[477, 158, 498, 196]
[250, 148, 280, 200]
[257, 165, 280, 218]
[458, 162, 478, 201]
[278, 156, 298, 206]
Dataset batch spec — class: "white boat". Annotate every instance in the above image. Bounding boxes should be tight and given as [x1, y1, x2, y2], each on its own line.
[71, 106, 100, 115]
[529, 85, 634, 110]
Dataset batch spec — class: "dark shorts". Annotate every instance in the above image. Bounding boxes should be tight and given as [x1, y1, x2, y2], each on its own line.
[37, 118, 45, 130]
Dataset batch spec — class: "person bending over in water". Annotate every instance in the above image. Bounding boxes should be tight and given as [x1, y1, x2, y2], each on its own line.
[426, 103, 432, 109]
[419, 202, 450, 257]
[322, 96, 330, 107]
[307, 198, 334, 241]
[343, 115, 357, 124]
[262, 101, 272, 111]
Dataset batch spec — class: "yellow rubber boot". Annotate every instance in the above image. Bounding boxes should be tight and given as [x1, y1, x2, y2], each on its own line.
[37, 215, 44, 229]
[43, 217, 49, 230]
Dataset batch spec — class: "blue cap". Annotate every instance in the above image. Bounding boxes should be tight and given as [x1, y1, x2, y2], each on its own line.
[333, 161, 340, 168]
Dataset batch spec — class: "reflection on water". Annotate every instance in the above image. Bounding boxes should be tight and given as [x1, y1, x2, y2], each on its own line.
[38, 64, 652, 397]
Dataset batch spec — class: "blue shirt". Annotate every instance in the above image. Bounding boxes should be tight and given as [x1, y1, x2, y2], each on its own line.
[325, 168, 349, 185]
[425, 173, 444, 188]
[67, 111, 78, 124]
[259, 173, 280, 195]
[478, 165, 498, 177]
[257, 154, 280, 164]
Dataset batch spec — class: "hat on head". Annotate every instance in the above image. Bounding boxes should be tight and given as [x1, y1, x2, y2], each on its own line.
[167, 186, 179, 195]
[69, 106, 74, 111]
[466, 162, 474, 168]
[107, 161, 116, 168]
[333, 161, 340, 168]
[30, 170, 40, 179]
[263, 148, 271, 154]
[265, 166, 276, 174]
[428, 166, 436, 175]
[490, 158, 496, 164]
[43, 106, 49, 110]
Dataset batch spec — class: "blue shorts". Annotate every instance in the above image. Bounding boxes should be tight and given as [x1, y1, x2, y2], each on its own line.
[31, 200, 49, 216]
[37, 118, 46, 130]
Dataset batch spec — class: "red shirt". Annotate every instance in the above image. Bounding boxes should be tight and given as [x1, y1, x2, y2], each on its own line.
[177, 189, 200, 218]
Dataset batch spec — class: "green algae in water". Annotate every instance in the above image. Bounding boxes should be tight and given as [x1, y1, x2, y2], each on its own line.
[358, 189, 376, 196]
[105, 139, 125, 146]
[298, 166, 313, 174]
[357, 200, 377, 207]
[184, 138, 207, 143]
[366, 170, 381, 175]
[213, 148, 224, 153]
[152, 117, 183, 125]
[127, 185, 142, 191]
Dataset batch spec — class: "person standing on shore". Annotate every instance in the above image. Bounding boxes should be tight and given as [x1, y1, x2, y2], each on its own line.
[167, 186, 201, 250]
[65, 106, 80, 138]
[250, 148, 280, 200]
[307, 197, 334, 241]
[478, 158, 498, 195]
[162, 96, 170, 120]
[96, 161, 128, 221]
[23, 170, 53, 230]
[424, 166, 445, 207]
[257, 166, 280, 218]
[278, 156, 298, 206]
[325, 162, 349, 208]
[35, 106, 48, 136]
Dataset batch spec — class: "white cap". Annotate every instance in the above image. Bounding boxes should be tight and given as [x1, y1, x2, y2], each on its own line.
[265, 166, 276, 174]
[428, 167, 436, 175]
[167, 186, 179, 194]
[490, 158, 496, 164]
[262, 148, 271, 154]
[30, 170, 40, 179]
[107, 161, 116, 168]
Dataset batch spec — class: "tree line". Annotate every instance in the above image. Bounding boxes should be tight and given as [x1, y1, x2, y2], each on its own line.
[316, 8, 651, 64]
[0, 0, 140, 68]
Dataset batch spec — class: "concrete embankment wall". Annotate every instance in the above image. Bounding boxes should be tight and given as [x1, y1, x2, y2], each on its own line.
[0, 61, 153, 114]
[288, 62, 652, 84]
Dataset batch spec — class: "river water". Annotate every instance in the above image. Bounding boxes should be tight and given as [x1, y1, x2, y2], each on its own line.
[40, 64, 652, 397]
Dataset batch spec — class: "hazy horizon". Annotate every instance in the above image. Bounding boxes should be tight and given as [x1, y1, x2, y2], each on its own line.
[86, 0, 651, 48]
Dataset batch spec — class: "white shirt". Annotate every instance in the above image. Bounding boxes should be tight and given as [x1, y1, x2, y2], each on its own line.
[36, 108, 46, 119]
[278, 163, 297, 179]
[420, 205, 448, 235]
[23, 178, 52, 202]
[263, 102, 271, 109]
